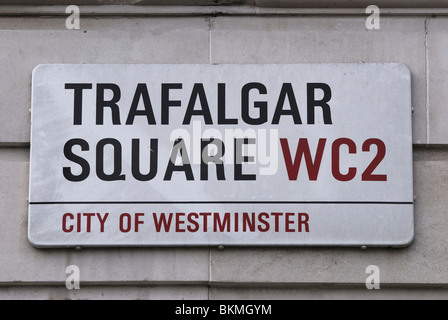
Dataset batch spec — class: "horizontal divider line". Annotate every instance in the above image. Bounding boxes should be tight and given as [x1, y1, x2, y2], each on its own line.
[29, 201, 414, 205]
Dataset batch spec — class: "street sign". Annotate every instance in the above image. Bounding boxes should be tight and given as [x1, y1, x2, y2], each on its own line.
[28, 63, 414, 247]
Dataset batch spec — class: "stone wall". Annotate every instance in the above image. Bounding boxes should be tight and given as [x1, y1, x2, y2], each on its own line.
[1, 1, 447, 299]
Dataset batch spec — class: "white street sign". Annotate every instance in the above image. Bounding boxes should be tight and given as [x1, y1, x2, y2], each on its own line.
[29, 63, 414, 247]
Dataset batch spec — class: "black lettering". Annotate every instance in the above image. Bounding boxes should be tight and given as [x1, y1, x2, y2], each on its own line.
[96, 138, 125, 181]
[307, 83, 332, 124]
[272, 83, 302, 124]
[164, 139, 194, 180]
[183, 83, 213, 125]
[201, 138, 225, 181]
[161, 83, 182, 125]
[217, 83, 238, 125]
[131, 139, 158, 181]
[96, 83, 121, 125]
[63, 138, 90, 182]
[234, 138, 256, 180]
[241, 82, 267, 125]
[126, 84, 156, 125]
[64, 83, 93, 125]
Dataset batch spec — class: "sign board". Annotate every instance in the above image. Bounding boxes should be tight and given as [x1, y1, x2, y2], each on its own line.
[29, 64, 414, 248]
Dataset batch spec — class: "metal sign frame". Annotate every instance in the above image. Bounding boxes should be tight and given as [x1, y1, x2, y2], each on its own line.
[28, 63, 414, 248]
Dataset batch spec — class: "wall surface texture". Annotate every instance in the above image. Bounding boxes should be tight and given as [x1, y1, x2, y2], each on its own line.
[1, 0, 448, 299]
